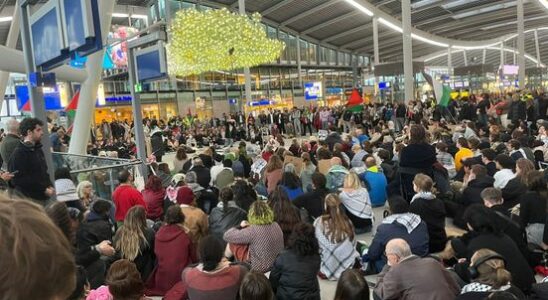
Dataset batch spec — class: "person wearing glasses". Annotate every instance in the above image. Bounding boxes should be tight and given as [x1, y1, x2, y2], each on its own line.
[373, 239, 459, 300]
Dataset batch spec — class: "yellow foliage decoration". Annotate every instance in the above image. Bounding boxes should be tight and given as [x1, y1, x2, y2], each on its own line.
[167, 8, 285, 76]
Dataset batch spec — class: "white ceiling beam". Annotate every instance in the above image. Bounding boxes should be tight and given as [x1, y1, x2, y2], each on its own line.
[261, 0, 296, 16]
[280, 0, 342, 26]
[322, 23, 372, 43]
[301, 11, 360, 35]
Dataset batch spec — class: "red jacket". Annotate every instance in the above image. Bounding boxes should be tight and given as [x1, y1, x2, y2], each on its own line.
[142, 188, 165, 221]
[146, 224, 197, 296]
[112, 185, 147, 221]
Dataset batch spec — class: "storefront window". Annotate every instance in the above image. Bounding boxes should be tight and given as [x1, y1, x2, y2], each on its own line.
[299, 39, 308, 64]
[195, 94, 213, 119]
[158, 0, 166, 20]
[329, 49, 337, 65]
[281, 68, 292, 89]
[279, 31, 288, 62]
[269, 68, 281, 90]
[149, 4, 158, 23]
[182, 2, 195, 9]
[267, 25, 277, 39]
[287, 34, 298, 63]
[167, 0, 181, 20]
[309, 43, 317, 64]
[319, 47, 327, 65]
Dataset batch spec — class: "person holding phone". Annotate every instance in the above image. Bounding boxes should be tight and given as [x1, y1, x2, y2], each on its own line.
[8, 117, 55, 204]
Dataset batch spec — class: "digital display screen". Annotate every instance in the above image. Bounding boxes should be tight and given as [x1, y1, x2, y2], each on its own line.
[31, 8, 63, 66]
[378, 82, 390, 89]
[63, 0, 87, 50]
[503, 65, 519, 75]
[16, 85, 62, 110]
[136, 50, 163, 81]
[304, 82, 322, 100]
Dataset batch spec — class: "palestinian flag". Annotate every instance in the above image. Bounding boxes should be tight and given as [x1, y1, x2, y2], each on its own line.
[64, 91, 80, 134]
[346, 88, 364, 112]
[421, 71, 452, 107]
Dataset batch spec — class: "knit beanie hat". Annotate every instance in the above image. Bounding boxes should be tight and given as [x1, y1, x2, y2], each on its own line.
[176, 186, 194, 205]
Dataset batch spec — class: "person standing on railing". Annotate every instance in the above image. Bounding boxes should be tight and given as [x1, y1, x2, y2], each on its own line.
[8, 117, 54, 205]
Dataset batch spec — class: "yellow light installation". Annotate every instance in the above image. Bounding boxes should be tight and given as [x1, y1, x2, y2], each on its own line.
[168, 8, 285, 76]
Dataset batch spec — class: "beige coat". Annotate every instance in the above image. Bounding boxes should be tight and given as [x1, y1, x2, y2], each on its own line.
[374, 255, 460, 300]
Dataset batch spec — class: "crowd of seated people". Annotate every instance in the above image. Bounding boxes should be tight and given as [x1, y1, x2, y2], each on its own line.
[2, 91, 548, 299]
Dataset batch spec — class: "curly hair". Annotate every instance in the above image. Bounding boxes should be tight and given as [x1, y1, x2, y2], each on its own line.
[288, 222, 319, 257]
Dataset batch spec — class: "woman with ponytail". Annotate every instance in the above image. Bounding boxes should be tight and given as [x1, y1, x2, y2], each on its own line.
[314, 193, 359, 280]
[182, 235, 249, 300]
[457, 249, 525, 300]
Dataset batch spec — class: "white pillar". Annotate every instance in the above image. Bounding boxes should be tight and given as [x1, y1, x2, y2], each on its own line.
[239, 0, 252, 111]
[296, 36, 302, 88]
[534, 29, 541, 67]
[401, 0, 413, 103]
[447, 47, 452, 69]
[463, 51, 468, 67]
[68, 0, 115, 154]
[517, 0, 525, 89]
[373, 18, 379, 65]
[373, 17, 379, 96]
[0, 5, 20, 109]
[482, 49, 486, 65]
[500, 42, 504, 67]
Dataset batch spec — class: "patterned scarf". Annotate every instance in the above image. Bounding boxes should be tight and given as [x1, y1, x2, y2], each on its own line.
[382, 213, 422, 234]
[410, 191, 436, 204]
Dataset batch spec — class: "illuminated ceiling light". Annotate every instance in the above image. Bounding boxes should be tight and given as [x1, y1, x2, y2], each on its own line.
[453, 42, 501, 50]
[411, 0, 441, 9]
[0, 16, 12, 22]
[131, 14, 148, 19]
[411, 33, 449, 47]
[344, 0, 374, 16]
[539, 0, 548, 9]
[452, 1, 517, 19]
[442, 0, 481, 9]
[378, 18, 402, 33]
[112, 13, 129, 18]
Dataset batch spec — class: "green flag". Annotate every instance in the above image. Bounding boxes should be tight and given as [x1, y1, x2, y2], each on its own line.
[438, 85, 451, 107]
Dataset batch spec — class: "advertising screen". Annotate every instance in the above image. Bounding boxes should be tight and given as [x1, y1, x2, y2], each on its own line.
[378, 82, 391, 89]
[31, 4, 64, 67]
[503, 65, 519, 75]
[108, 26, 139, 68]
[62, 0, 87, 50]
[136, 51, 162, 81]
[304, 82, 322, 100]
[135, 42, 167, 82]
[16, 85, 62, 110]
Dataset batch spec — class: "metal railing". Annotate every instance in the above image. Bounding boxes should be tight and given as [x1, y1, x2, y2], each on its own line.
[52, 152, 144, 201]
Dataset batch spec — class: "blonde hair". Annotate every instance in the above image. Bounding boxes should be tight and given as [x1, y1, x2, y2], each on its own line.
[343, 172, 362, 190]
[321, 194, 354, 243]
[471, 249, 511, 289]
[413, 174, 433, 192]
[76, 180, 93, 199]
[114, 206, 148, 261]
[248, 201, 274, 225]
